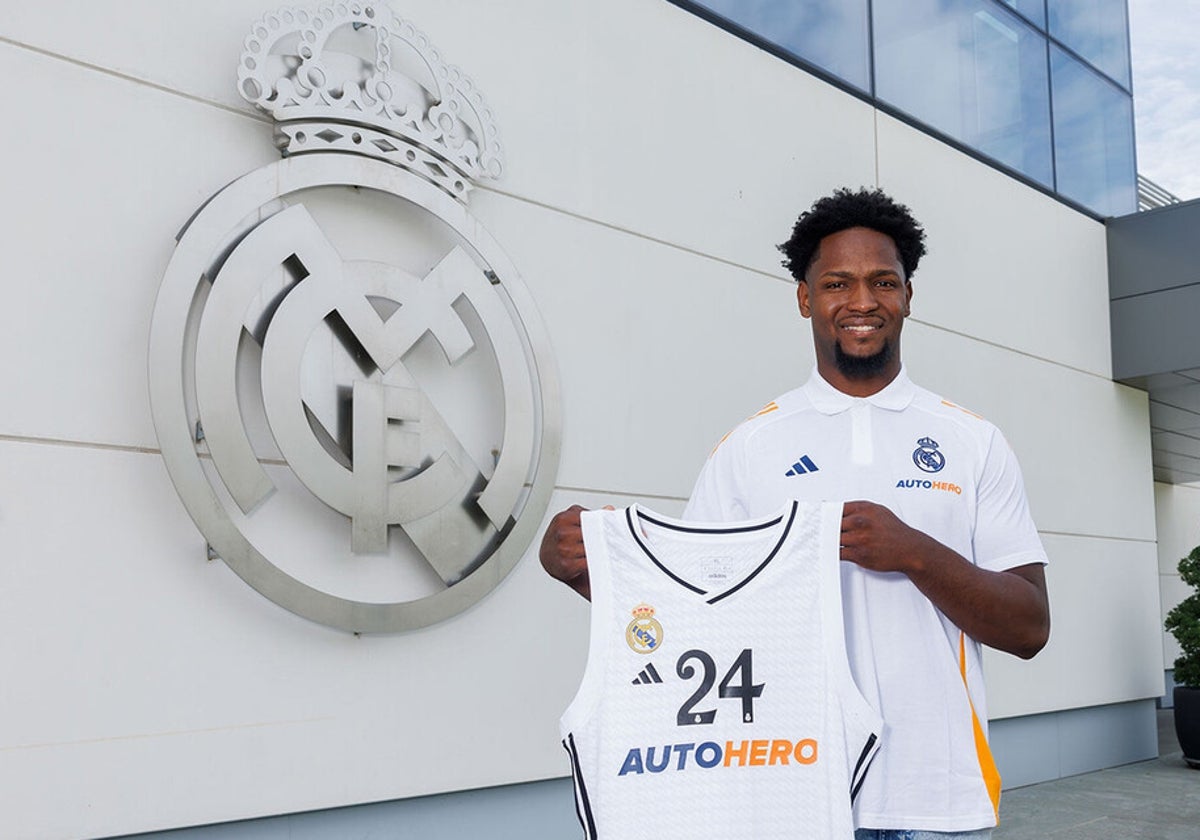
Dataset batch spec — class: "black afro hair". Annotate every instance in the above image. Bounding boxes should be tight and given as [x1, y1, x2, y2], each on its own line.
[778, 187, 927, 282]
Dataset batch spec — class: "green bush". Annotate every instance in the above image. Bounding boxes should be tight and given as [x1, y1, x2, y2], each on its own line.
[1166, 546, 1200, 689]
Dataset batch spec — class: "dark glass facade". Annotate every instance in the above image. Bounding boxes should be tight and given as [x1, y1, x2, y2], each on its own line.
[874, 0, 1054, 189]
[676, 0, 1136, 217]
[1048, 0, 1131, 88]
[1050, 45, 1137, 215]
[698, 0, 872, 91]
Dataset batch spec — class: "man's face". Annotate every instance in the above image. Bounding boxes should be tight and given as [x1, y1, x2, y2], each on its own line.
[796, 226, 912, 395]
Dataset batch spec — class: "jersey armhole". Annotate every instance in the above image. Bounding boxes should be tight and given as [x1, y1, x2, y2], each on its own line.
[559, 509, 617, 737]
[818, 502, 883, 736]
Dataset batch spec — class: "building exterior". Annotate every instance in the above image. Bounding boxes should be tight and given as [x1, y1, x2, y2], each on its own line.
[0, 1, 1195, 838]
[679, 0, 1138, 219]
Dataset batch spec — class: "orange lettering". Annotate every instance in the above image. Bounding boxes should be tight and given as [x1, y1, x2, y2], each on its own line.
[794, 739, 818, 765]
[768, 740, 792, 766]
[749, 739, 769, 766]
[723, 740, 749, 767]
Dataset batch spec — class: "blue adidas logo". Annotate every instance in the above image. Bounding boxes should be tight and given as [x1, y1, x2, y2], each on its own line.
[785, 456, 819, 477]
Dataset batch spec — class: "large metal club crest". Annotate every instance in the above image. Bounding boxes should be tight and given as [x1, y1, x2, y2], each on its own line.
[148, 3, 560, 632]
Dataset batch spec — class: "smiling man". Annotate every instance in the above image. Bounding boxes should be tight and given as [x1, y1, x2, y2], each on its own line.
[541, 188, 1050, 839]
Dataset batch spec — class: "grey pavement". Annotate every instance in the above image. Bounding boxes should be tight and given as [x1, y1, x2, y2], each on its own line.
[995, 709, 1200, 839]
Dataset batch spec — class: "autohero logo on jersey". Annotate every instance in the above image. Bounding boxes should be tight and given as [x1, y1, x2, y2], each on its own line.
[896, 436, 961, 495]
[618, 738, 819, 776]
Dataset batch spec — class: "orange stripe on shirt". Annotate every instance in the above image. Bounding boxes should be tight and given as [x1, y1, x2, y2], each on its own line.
[959, 632, 1002, 824]
[710, 430, 733, 456]
[710, 403, 779, 455]
[941, 399, 985, 420]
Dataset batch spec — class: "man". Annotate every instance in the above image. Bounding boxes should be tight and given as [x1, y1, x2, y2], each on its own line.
[541, 188, 1050, 839]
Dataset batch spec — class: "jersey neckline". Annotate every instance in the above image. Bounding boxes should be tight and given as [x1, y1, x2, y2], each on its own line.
[624, 500, 800, 604]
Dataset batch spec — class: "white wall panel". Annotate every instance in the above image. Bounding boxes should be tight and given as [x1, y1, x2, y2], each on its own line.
[467, 0, 878, 277]
[0, 42, 274, 450]
[1154, 482, 1200, 666]
[984, 534, 1163, 718]
[1155, 482, 1200, 574]
[473, 189, 811, 499]
[1, 0, 584, 118]
[899, 325, 1155, 541]
[4, 0, 879, 278]
[876, 113, 1113, 378]
[0, 437, 675, 837]
[2, 1, 263, 112]
[371, 0, 879, 276]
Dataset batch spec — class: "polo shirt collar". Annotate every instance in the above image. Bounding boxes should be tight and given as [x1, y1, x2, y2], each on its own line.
[803, 366, 917, 415]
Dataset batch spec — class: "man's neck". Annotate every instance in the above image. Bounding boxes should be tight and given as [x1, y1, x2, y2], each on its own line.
[816, 361, 902, 398]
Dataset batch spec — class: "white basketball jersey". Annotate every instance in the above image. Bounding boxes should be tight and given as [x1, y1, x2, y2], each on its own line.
[561, 501, 881, 839]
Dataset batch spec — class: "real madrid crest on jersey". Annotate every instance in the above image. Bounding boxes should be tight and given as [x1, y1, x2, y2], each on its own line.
[148, 4, 560, 633]
[626, 603, 664, 654]
[912, 436, 945, 473]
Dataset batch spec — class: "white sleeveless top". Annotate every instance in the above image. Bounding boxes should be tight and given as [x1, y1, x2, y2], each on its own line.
[561, 501, 881, 839]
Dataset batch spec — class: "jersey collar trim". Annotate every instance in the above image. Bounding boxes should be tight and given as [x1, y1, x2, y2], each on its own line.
[625, 501, 799, 604]
[803, 366, 917, 415]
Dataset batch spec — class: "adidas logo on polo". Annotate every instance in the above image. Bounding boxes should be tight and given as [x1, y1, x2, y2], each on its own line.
[785, 456, 819, 477]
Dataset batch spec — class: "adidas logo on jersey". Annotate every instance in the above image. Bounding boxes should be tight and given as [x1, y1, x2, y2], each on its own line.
[632, 663, 663, 685]
[785, 456, 819, 477]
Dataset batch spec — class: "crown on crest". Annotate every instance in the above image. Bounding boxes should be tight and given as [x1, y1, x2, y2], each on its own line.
[237, 3, 503, 201]
[631, 603, 656, 620]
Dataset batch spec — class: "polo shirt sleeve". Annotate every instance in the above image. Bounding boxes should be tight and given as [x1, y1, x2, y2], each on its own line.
[682, 432, 751, 523]
[972, 428, 1049, 573]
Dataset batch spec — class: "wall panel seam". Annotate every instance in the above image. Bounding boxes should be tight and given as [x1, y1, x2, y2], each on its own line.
[551, 484, 688, 503]
[476, 189, 1128, 384]
[0, 433, 161, 456]
[0, 34, 268, 124]
[1039, 529, 1156, 544]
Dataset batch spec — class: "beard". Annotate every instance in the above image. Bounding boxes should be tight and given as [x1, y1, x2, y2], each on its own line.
[834, 339, 894, 380]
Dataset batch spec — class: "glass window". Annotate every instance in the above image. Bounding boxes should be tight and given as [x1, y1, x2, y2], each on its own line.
[690, 0, 871, 92]
[873, 0, 1054, 187]
[1047, 0, 1130, 88]
[1050, 45, 1136, 215]
[999, 0, 1046, 29]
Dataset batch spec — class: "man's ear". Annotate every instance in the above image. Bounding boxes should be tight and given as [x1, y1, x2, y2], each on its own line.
[797, 280, 811, 318]
[904, 280, 913, 317]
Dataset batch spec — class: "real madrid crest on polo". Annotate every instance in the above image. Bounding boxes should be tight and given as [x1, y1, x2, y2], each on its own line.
[148, 4, 560, 632]
[560, 501, 881, 839]
[912, 436, 946, 473]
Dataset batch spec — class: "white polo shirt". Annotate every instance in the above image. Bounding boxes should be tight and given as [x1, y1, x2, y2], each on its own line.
[684, 367, 1047, 832]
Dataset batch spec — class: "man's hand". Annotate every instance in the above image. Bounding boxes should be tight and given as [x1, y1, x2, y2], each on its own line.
[839, 500, 932, 574]
[840, 500, 1050, 659]
[540, 505, 594, 600]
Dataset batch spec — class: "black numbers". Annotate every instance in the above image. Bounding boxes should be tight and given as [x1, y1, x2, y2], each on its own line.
[676, 650, 717, 726]
[675, 648, 763, 726]
[718, 648, 765, 723]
